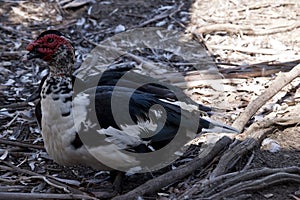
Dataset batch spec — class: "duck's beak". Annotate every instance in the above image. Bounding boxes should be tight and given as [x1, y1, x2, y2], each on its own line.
[23, 41, 45, 62]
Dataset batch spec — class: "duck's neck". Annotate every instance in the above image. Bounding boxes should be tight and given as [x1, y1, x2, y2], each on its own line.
[48, 63, 73, 77]
[47, 44, 75, 76]
[41, 75, 73, 115]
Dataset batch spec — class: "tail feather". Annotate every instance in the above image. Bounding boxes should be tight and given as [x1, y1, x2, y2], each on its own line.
[199, 116, 239, 133]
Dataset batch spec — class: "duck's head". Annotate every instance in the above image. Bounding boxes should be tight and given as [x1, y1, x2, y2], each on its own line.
[26, 30, 75, 76]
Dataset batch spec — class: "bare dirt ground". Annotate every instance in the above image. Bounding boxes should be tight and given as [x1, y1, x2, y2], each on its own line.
[0, 0, 299, 199]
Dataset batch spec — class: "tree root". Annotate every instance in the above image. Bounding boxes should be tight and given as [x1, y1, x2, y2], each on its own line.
[192, 167, 300, 200]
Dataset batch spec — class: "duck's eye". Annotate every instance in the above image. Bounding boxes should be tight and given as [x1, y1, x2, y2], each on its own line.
[47, 38, 54, 43]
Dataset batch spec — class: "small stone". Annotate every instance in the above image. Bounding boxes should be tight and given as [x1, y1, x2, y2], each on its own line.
[115, 24, 125, 33]
[263, 193, 274, 198]
[156, 20, 166, 27]
[56, 15, 62, 21]
[295, 189, 300, 196]
[76, 18, 86, 26]
[261, 138, 281, 153]
[174, 188, 180, 193]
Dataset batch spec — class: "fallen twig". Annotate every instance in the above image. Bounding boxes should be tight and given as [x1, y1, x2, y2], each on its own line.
[0, 51, 28, 58]
[0, 185, 27, 192]
[133, 3, 183, 28]
[0, 102, 34, 110]
[1, 161, 116, 199]
[0, 161, 90, 197]
[0, 138, 44, 150]
[0, 192, 98, 200]
[3, 113, 19, 128]
[0, 24, 31, 36]
[192, 23, 254, 35]
[192, 22, 300, 36]
[208, 45, 279, 55]
[234, 2, 297, 12]
[24, 176, 71, 193]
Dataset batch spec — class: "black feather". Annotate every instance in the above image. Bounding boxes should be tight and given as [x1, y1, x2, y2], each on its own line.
[37, 30, 63, 39]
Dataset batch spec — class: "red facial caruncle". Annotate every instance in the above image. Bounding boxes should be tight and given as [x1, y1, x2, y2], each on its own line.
[26, 33, 72, 61]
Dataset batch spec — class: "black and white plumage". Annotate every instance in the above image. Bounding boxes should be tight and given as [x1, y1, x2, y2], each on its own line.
[25, 30, 239, 172]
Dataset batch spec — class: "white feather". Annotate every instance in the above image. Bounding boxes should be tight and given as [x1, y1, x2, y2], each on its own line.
[159, 99, 198, 112]
[98, 126, 150, 149]
[72, 92, 91, 131]
[88, 144, 141, 170]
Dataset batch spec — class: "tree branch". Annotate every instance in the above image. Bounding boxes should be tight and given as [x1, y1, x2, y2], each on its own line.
[232, 63, 300, 132]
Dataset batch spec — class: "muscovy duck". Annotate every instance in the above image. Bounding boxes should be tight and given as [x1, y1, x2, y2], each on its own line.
[25, 30, 238, 173]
